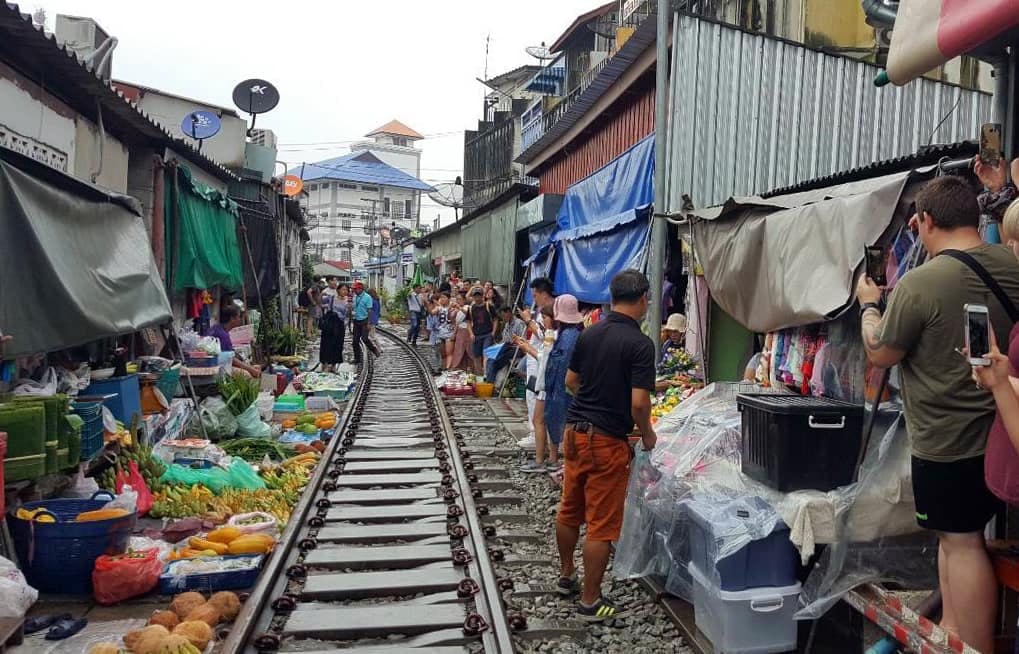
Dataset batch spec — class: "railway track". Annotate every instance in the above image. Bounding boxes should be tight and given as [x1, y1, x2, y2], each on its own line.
[221, 329, 525, 653]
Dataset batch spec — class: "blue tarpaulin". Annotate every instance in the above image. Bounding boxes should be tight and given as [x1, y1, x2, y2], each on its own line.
[527, 134, 655, 304]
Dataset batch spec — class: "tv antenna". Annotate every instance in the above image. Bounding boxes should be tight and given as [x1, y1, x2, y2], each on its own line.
[525, 42, 555, 62]
[231, 78, 280, 136]
[428, 176, 465, 220]
[180, 110, 221, 152]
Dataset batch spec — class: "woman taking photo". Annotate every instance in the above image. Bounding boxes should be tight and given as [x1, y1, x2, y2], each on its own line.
[542, 295, 584, 471]
[432, 293, 454, 369]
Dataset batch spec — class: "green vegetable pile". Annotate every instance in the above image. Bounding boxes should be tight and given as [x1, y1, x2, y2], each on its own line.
[220, 438, 292, 462]
[217, 373, 260, 416]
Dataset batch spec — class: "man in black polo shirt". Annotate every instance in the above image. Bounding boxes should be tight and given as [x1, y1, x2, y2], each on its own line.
[556, 269, 657, 622]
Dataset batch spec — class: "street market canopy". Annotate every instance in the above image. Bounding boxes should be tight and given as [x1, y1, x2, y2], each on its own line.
[0, 146, 172, 357]
[883, 0, 1019, 86]
[291, 152, 434, 192]
[530, 134, 654, 304]
[689, 170, 918, 333]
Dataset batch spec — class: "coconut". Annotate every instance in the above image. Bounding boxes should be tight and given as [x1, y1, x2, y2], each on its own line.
[185, 602, 221, 627]
[170, 591, 206, 619]
[208, 591, 241, 621]
[173, 620, 213, 650]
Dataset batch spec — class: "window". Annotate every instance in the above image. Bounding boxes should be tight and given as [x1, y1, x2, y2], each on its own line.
[361, 185, 379, 193]
[341, 219, 351, 231]
[308, 184, 317, 191]
[393, 137, 408, 147]
[405, 199, 413, 218]
[338, 183, 357, 190]
[383, 198, 391, 215]
[340, 249, 352, 262]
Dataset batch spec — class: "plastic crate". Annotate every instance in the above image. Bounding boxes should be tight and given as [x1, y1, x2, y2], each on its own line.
[8, 490, 135, 594]
[689, 562, 800, 654]
[0, 404, 46, 481]
[313, 388, 351, 401]
[159, 555, 263, 594]
[71, 400, 105, 460]
[737, 394, 863, 492]
[685, 496, 798, 591]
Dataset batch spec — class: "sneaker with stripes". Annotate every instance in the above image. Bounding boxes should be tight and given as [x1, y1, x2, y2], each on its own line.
[576, 597, 629, 622]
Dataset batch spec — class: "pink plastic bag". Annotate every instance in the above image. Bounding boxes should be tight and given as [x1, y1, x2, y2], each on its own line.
[115, 462, 153, 517]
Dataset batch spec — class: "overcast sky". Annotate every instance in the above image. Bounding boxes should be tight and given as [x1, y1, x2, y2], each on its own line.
[32, 0, 599, 225]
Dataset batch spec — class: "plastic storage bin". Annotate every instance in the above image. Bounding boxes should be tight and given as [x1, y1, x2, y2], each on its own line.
[82, 373, 142, 426]
[689, 563, 800, 654]
[71, 400, 105, 460]
[160, 554, 263, 594]
[685, 497, 798, 591]
[737, 394, 863, 492]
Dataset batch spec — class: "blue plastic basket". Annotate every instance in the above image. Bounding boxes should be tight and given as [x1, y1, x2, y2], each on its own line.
[159, 554, 263, 594]
[71, 400, 104, 460]
[8, 490, 136, 594]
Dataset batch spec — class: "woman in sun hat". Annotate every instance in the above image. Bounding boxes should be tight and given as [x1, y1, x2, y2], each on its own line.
[541, 294, 585, 471]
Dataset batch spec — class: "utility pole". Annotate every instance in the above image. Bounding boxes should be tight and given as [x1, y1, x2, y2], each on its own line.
[648, 1, 671, 357]
[362, 198, 381, 287]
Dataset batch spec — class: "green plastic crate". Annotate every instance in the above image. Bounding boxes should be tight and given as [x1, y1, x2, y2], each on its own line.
[0, 405, 46, 481]
[64, 414, 83, 466]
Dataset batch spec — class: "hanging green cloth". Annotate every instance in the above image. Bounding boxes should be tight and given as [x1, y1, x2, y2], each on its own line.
[164, 165, 243, 293]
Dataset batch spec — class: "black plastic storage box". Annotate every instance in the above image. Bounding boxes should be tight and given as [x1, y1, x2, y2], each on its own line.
[737, 394, 864, 492]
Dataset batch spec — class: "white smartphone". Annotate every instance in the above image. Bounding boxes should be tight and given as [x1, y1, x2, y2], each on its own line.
[964, 303, 991, 366]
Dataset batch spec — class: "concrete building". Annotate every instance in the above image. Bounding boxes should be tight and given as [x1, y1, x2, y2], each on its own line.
[294, 121, 433, 271]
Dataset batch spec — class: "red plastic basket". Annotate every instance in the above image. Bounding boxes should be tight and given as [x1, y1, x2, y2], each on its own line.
[441, 386, 475, 397]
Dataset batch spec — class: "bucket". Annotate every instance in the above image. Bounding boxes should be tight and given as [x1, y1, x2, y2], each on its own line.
[475, 382, 495, 399]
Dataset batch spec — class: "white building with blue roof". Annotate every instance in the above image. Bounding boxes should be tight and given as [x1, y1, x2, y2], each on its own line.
[295, 120, 434, 269]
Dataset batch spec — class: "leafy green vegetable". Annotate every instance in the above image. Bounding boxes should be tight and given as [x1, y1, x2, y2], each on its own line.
[216, 373, 260, 416]
[220, 437, 292, 461]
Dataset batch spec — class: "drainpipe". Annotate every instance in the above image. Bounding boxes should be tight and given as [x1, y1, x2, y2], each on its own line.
[648, 1, 671, 355]
[151, 155, 166, 276]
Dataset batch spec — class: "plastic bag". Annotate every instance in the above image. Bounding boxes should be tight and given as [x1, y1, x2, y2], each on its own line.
[160, 459, 266, 494]
[0, 555, 37, 617]
[104, 485, 138, 514]
[65, 466, 101, 499]
[228, 511, 277, 535]
[200, 396, 237, 440]
[126, 462, 153, 516]
[13, 367, 58, 396]
[92, 548, 162, 605]
[235, 404, 270, 439]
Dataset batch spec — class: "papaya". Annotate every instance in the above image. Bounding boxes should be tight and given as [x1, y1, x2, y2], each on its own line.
[206, 526, 242, 544]
[188, 537, 228, 555]
[227, 534, 274, 555]
[76, 508, 129, 522]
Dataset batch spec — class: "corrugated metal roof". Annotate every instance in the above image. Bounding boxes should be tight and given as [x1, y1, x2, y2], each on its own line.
[0, 3, 238, 182]
[289, 151, 435, 192]
[666, 14, 993, 212]
[549, 1, 616, 53]
[761, 142, 977, 198]
[516, 15, 658, 166]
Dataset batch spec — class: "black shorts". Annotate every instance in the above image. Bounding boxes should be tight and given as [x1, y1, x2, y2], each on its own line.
[911, 455, 1002, 533]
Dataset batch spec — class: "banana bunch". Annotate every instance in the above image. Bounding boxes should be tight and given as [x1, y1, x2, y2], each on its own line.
[95, 443, 168, 492]
[209, 489, 292, 523]
[150, 485, 214, 519]
[260, 468, 309, 498]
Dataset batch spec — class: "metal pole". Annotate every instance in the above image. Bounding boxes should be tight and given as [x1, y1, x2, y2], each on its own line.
[647, 1, 671, 356]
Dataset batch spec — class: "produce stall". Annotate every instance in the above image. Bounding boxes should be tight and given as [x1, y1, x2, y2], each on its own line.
[0, 334, 352, 651]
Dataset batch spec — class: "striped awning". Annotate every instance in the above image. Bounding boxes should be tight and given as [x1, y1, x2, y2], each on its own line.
[883, 0, 1019, 86]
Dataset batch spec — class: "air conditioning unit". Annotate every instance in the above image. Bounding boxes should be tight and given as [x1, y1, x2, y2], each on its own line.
[55, 15, 109, 62]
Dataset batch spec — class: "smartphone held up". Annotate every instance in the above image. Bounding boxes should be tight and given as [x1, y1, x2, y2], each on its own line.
[865, 246, 888, 287]
[965, 303, 991, 367]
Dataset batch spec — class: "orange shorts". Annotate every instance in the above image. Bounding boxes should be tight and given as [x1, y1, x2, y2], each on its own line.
[556, 426, 632, 542]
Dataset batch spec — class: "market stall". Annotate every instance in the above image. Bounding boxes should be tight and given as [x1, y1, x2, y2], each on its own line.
[617, 167, 940, 652]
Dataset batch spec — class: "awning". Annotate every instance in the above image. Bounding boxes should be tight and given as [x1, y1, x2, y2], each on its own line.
[235, 199, 280, 305]
[689, 170, 917, 333]
[164, 165, 244, 294]
[533, 134, 655, 304]
[883, 0, 1019, 86]
[525, 61, 566, 95]
[0, 146, 171, 357]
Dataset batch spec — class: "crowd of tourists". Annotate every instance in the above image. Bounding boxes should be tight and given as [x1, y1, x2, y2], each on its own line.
[856, 156, 1019, 653]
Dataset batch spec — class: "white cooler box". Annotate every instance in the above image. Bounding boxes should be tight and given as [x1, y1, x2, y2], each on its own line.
[689, 563, 800, 654]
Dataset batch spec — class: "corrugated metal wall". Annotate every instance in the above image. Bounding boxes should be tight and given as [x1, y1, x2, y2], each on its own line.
[666, 15, 993, 211]
[462, 199, 519, 284]
[429, 229, 462, 261]
[538, 85, 656, 195]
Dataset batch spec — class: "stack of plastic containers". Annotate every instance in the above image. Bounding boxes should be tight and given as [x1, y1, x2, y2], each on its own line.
[685, 497, 801, 653]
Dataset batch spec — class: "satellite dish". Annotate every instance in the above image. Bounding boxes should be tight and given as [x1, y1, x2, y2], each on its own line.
[428, 182, 464, 208]
[525, 42, 555, 62]
[283, 174, 303, 197]
[232, 78, 280, 135]
[180, 110, 221, 151]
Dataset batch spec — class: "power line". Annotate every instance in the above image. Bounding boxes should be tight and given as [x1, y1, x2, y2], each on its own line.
[278, 130, 463, 147]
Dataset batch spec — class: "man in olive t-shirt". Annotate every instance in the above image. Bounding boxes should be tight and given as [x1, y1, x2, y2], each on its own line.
[856, 175, 1019, 654]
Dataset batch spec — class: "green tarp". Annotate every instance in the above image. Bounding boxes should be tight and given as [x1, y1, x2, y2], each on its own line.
[164, 166, 243, 293]
[0, 147, 171, 357]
